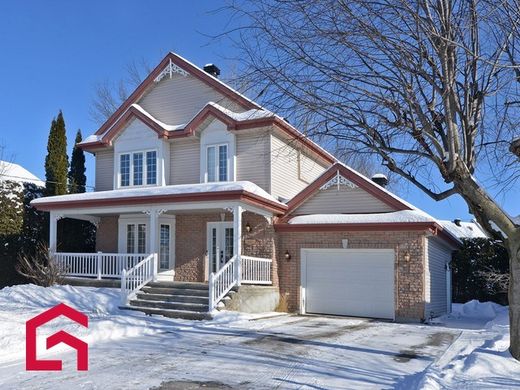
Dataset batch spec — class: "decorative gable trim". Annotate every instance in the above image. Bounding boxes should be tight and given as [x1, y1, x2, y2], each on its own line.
[319, 171, 358, 191]
[154, 58, 189, 82]
[285, 163, 413, 217]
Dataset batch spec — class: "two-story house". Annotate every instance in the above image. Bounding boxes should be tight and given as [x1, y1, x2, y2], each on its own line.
[33, 52, 460, 322]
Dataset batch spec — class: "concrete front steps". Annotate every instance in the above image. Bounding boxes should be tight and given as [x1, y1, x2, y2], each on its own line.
[122, 281, 213, 320]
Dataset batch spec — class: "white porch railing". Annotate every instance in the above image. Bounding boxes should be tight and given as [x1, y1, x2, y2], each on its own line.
[209, 255, 238, 312]
[241, 256, 272, 285]
[208, 255, 273, 312]
[54, 252, 148, 279]
[120, 253, 157, 306]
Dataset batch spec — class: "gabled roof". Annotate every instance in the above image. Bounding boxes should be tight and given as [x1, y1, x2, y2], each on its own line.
[277, 162, 461, 247]
[93, 52, 260, 139]
[285, 162, 413, 215]
[79, 52, 336, 165]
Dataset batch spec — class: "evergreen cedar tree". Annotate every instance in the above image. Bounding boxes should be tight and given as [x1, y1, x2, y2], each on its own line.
[44, 111, 69, 196]
[68, 130, 86, 194]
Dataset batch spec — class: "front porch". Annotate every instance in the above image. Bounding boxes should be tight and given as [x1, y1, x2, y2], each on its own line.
[33, 181, 286, 316]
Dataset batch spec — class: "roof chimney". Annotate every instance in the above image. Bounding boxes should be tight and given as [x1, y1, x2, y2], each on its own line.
[371, 173, 388, 187]
[203, 63, 220, 78]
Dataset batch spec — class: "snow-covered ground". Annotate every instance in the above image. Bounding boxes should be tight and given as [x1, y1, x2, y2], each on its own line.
[0, 284, 518, 389]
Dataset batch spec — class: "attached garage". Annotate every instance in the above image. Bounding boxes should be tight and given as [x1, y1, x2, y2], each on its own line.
[301, 248, 395, 319]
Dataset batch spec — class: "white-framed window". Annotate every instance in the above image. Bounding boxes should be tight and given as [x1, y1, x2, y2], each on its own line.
[126, 223, 146, 254]
[206, 144, 228, 182]
[118, 150, 157, 187]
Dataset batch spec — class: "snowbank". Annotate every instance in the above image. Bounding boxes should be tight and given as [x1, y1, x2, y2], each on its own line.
[0, 284, 159, 365]
[420, 300, 520, 389]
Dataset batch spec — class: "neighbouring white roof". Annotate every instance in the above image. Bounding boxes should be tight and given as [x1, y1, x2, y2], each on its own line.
[288, 210, 436, 225]
[31, 181, 282, 206]
[0, 161, 45, 187]
[439, 220, 489, 239]
[513, 215, 520, 225]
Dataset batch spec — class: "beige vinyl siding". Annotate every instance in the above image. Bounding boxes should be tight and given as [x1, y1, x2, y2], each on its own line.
[95, 150, 114, 191]
[236, 130, 271, 192]
[138, 74, 242, 126]
[425, 237, 451, 318]
[294, 185, 395, 215]
[271, 135, 327, 200]
[170, 138, 200, 184]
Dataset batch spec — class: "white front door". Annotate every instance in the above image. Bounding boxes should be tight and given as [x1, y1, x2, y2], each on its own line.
[207, 222, 234, 274]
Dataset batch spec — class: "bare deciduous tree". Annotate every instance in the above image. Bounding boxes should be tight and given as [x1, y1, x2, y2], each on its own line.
[89, 58, 152, 125]
[225, 0, 520, 358]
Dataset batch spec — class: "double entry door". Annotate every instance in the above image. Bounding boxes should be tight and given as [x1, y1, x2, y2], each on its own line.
[207, 222, 234, 274]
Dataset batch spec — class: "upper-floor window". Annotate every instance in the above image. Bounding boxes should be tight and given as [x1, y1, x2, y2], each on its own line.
[119, 150, 157, 187]
[206, 144, 228, 182]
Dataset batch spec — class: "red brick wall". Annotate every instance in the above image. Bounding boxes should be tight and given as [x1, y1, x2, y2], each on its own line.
[276, 230, 426, 320]
[95, 216, 118, 253]
[174, 212, 277, 283]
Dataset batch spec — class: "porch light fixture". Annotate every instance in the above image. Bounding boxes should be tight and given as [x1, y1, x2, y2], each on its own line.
[403, 251, 411, 262]
[245, 222, 252, 233]
[284, 250, 291, 261]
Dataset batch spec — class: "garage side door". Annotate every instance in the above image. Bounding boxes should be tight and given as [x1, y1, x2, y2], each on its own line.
[302, 249, 395, 319]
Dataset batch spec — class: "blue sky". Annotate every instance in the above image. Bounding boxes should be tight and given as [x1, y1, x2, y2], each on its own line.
[0, 0, 518, 221]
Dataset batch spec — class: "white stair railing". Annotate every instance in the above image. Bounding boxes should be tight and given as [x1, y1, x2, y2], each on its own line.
[241, 256, 272, 285]
[120, 253, 157, 306]
[54, 252, 147, 279]
[208, 255, 238, 312]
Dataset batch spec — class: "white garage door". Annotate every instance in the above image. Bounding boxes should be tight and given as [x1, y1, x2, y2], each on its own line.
[302, 249, 395, 319]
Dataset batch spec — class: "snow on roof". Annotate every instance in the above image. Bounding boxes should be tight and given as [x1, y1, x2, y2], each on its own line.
[207, 101, 274, 122]
[81, 134, 103, 144]
[31, 181, 282, 206]
[439, 220, 489, 239]
[131, 103, 186, 131]
[371, 173, 388, 179]
[513, 215, 520, 225]
[288, 210, 437, 225]
[0, 161, 45, 187]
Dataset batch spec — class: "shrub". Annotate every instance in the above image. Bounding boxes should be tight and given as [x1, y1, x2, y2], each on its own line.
[451, 238, 509, 305]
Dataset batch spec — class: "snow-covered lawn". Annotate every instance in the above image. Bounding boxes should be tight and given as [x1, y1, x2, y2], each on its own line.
[0, 284, 518, 389]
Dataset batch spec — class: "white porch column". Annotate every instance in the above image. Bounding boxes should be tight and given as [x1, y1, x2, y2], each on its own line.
[49, 211, 60, 254]
[149, 209, 159, 256]
[233, 205, 243, 285]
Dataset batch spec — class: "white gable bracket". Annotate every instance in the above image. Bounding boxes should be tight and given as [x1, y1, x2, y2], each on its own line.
[154, 58, 189, 82]
[320, 171, 358, 191]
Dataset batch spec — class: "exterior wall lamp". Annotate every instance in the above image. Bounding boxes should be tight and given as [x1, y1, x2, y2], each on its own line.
[403, 251, 411, 262]
[245, 222, 252, 233]
[284, 250, 291, 261]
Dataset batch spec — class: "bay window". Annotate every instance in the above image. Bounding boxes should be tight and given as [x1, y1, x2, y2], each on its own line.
[119, 150, 157, 187]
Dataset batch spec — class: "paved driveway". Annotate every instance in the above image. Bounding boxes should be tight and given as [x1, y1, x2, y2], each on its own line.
[2, 314, 460, 389]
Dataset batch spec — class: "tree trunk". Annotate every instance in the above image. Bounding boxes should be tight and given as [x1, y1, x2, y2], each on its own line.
[508, 237, 520, 359]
